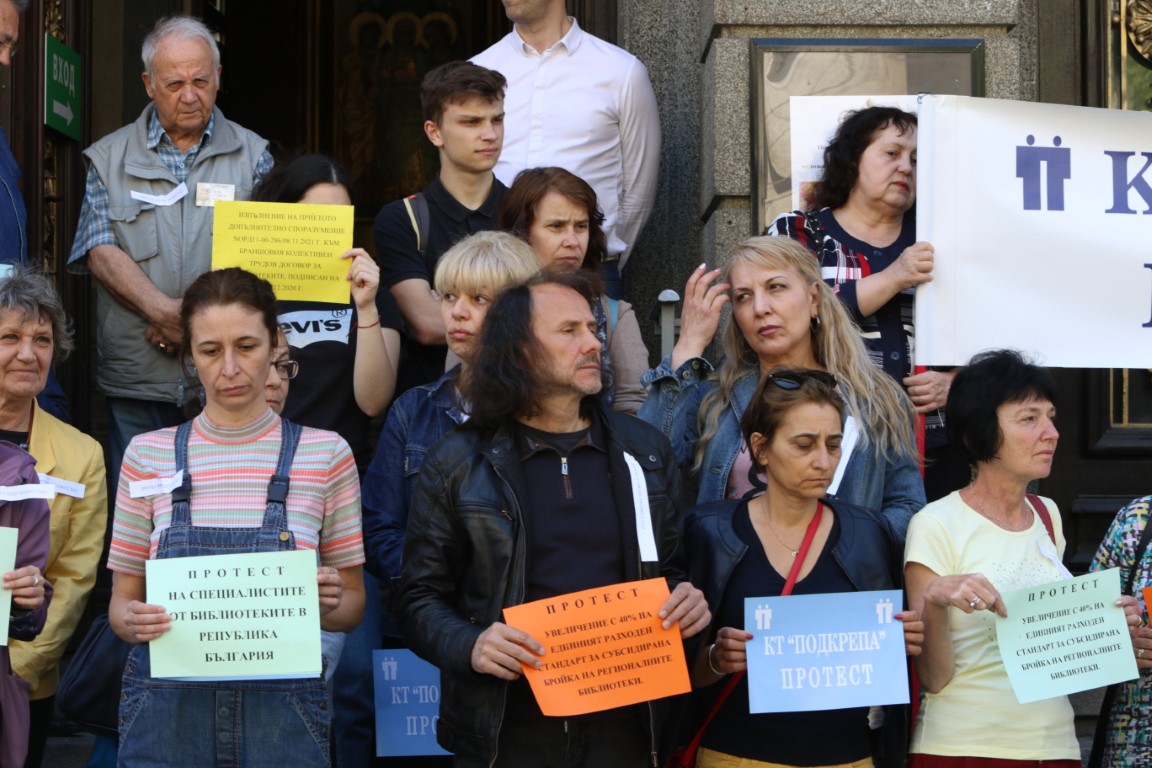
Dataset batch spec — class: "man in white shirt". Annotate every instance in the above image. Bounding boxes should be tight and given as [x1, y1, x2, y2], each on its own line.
[473, 0, 660, 296]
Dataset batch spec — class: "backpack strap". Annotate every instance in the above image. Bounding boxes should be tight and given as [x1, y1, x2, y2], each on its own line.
[606, 296, 620, 336]
[402, 193, 431, 256]
[1026, 494, 1056, 547]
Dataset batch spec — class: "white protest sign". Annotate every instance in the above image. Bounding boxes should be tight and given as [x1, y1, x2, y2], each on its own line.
[916, 95, 1152, 368]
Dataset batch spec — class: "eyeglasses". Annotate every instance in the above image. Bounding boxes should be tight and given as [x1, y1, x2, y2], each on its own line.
[272, 359, 299, 380]
[765, 370, 838, 390]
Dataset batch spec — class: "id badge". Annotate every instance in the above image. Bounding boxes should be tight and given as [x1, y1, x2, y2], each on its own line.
[195, 182, 236, 207]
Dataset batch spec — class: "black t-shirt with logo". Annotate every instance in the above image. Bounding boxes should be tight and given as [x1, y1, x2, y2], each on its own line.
[278, 291, 402, 474]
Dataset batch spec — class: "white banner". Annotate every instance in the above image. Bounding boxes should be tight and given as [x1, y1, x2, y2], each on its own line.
[916, 95, 1152, 368]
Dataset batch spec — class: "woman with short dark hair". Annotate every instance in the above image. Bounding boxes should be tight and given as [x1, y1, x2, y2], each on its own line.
[904, 349, 1078, 766]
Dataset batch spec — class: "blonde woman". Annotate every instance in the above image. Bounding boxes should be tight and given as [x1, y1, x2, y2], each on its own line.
[638, 235, 924, 536]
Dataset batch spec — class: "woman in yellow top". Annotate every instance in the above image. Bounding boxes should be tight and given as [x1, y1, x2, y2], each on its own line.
[0, 268, 106, 768]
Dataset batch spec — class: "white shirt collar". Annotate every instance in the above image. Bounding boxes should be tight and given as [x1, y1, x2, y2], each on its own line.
[512, 16, 583, 56]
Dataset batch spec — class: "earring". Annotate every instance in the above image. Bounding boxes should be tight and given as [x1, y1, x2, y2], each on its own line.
[810, 314, 822, 332]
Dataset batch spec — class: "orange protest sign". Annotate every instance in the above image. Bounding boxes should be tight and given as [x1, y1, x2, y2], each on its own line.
[1143, 586, 1152, 616]
[501, 578, 691, 717]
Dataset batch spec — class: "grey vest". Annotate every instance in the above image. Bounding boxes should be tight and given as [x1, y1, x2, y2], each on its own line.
[82, 105, 269, 404]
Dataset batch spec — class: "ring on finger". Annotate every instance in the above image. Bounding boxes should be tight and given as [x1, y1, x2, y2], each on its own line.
[1140, 648, 1146, 659]
[32, 575, 39, 586]
[968, 598, 979, 610]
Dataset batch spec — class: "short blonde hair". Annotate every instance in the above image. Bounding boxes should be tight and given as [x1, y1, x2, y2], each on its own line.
[433, 231, 539, 298]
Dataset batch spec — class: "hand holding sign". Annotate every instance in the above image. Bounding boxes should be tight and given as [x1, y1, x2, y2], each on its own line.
[709, 627, 754, 675]
[501, 579, 691, 716]
[470, 622, 545, 681]
[3, 564, 46, 613]
[343, 249, 381, 315]
[317, 566, 345, 618]
[659, 580, 711, 637]
[890, 241, 936, 290]
[898, 609, 924, 656]
[120, 599, 172, 644]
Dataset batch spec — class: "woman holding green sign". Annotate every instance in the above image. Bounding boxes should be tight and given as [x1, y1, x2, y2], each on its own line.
[680, 369, 921, 768]
[903, 350, 1079, 768]
[106, 267, 365, 767]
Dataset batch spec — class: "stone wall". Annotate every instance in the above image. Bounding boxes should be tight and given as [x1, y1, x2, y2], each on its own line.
[699, 0, 1038, 268]
[618, 0, 1039, 363]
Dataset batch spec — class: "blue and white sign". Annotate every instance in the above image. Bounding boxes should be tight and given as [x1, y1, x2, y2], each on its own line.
[372, 649, 450, 757]
[743, 589, 909, 713]
[915, 94, 1152, 368]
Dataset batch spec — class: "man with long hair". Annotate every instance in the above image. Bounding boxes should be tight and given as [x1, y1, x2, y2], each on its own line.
[397, 269, 708, 767]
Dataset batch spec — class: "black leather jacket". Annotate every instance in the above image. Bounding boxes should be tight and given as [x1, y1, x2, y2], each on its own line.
[683, 497, 908, 768]
[396, 407, 688, 767]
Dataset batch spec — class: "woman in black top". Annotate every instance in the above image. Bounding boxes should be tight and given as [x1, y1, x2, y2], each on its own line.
[684, 369, 922, 768]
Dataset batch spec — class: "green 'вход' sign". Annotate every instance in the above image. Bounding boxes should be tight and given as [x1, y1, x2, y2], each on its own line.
[44, 34, 80, 142]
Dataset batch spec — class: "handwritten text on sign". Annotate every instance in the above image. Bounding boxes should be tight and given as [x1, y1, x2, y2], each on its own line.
[502, 578, 690, 716]
[744, 590, 908, 713]
[146, 549, 321, 680]
[996, 568, 1137, 703]
[212, 200, 353, 304]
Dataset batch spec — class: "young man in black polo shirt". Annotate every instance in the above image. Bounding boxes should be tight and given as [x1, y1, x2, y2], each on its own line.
[373, 61, 507, 394]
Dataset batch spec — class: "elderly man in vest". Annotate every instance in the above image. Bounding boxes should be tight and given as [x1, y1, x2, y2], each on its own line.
[67, 15, 271, 480]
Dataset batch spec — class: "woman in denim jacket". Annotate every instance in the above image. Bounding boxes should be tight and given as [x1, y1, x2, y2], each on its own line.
[361, 231, 539, 599]
[638, 236, 924, 539]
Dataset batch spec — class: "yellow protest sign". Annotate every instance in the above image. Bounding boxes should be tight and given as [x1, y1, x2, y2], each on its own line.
[502, 578, 690, 716]
[212, 200, 353, 304]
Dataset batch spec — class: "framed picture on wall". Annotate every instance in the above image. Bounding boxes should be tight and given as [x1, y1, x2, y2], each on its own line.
[750, 38, 986, 232]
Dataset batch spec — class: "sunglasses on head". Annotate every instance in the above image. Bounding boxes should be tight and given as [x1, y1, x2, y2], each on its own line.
[765, 370, 838, 391]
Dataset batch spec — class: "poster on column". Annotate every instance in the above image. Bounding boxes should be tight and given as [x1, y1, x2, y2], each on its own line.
[212, 200, 353, 304]
[914, 94, 1152, 368]
[743, 589, 908, 713]
[500, 578, 690, 716]
[146, 549, 322, 680]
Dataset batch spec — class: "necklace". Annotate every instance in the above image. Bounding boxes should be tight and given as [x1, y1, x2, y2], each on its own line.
[966, 487, 1033, 532]
[755, 497, 809, 558]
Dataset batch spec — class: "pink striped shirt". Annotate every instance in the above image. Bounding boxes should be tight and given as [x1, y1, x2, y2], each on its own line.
[109, 410, 364, 575]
